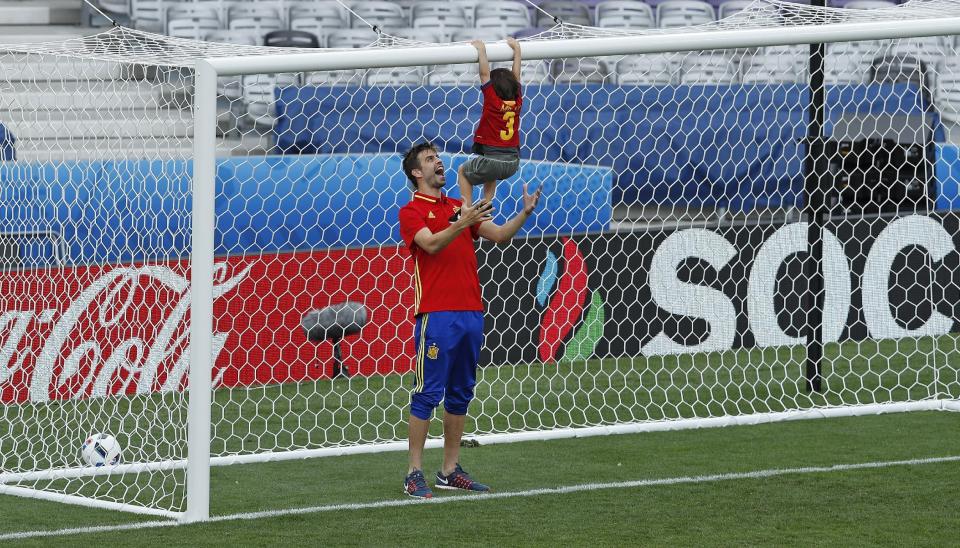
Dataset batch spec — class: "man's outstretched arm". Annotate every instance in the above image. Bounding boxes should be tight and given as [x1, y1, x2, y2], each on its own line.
[477, 184, 542, 244]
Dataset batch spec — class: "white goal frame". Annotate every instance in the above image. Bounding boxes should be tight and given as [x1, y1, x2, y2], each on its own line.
[188, 14, 960, 522]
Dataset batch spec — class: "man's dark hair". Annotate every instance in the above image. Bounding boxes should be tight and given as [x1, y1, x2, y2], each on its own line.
[402, 141, 437, 189]
[490, 68, 520, 101]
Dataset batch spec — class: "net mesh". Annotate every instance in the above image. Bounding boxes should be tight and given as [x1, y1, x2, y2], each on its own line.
[1, 0, 959, 516]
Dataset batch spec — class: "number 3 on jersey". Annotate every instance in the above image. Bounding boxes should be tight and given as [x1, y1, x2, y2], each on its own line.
[500, 111, 516, 141]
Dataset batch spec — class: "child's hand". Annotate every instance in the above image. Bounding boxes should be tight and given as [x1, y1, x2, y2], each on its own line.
[506, 37, 521, 51]
[471, 40, 486, 52]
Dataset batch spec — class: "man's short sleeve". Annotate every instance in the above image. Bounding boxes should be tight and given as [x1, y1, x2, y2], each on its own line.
[470, 223, 481, 240]
[398, 205, 427, 250]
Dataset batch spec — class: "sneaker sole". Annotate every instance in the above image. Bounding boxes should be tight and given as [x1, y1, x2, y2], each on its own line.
[403, 486, 433, 499]
[434, 483, 490, 492]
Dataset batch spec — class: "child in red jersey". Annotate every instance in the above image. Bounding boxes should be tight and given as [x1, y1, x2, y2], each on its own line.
[458, 38, 523, 209]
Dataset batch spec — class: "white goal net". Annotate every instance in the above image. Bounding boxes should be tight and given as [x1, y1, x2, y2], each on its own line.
[1, 0, 959, 520]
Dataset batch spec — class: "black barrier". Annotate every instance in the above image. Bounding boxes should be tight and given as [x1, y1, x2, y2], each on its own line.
[477, 213, 960, 370]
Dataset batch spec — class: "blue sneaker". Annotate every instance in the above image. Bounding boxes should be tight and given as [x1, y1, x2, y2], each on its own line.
[435, 463, 490, 492]
[404, 469, 433, 499]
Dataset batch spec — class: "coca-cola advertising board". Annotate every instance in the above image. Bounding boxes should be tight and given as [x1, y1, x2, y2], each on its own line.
[0, 247, 415, 404]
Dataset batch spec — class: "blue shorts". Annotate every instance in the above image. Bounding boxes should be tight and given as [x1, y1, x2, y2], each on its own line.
[410, 311, 484, 420]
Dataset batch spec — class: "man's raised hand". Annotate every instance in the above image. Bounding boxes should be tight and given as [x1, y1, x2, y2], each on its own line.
[458, 199, 495, 227]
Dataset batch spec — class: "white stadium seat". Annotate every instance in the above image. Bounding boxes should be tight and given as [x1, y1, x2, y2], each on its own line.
[741, 54, 807, 84]
[412, 2, 467, 24]
[350, 1, 406, 31]
[552, 58, 612, 84]
[596, 0, 654, 29]
[413, 15, 469, 42]
[657, 0, 715, 28]
[474, 1, 531, 26]
[366, 68, 425, 86]
[228, 16, 284, 37]
[428, 64, 476, 86]
[327, 29, 380, 49]
[718, 0, 753, 19]
[537, 1, 592, 26]
[474, 15, 530, 35]
[616, 54, 678, 85]
[167, 16, 220, 40]
[843, 0, 896, 9]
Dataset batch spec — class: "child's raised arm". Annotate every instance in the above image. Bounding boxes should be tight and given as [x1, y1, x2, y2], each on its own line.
[471, 40, 491, 84]
[506, 37, 522, 81]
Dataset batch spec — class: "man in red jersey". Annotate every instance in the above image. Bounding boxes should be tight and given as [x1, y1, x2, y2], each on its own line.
[398, 141, 541, 498]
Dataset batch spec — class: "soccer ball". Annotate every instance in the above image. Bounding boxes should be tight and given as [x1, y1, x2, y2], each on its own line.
[81, 433, 122, 467]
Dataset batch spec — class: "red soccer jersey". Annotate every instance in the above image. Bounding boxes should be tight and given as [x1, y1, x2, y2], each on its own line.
[398, 192, 483, 316]
[473, 81, 522, 149]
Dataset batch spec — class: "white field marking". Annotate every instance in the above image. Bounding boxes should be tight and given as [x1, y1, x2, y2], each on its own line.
[2, 454, 958, 541]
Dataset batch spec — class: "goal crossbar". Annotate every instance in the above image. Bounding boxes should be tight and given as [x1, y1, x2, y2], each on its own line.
[205, 16, 960, 76]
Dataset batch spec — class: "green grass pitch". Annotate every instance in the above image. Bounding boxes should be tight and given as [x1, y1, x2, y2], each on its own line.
[0, 335, 958, 545]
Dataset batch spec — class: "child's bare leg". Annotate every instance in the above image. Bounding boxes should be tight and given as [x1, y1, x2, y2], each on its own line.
[458, 164, 473, 208]
[482, 180, 496, 204]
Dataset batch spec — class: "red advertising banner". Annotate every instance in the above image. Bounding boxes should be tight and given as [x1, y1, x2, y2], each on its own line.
[0, 247, 416, 404]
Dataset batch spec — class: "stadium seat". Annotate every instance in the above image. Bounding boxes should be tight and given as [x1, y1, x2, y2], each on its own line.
[512, 27, 548, 39]
[228, 5, 282, 26]
[936, 71, 960, 124]
[842, 0, 896, 8]
[741, 54, 806, 84]
[595, 1, 655, 29]
[474, 15, 530, 35]
[305, 69, 365, 86]
[893, 37, 947, 69]
[97, 0, 131, 16]
[205, 29, 260, 46]
[413, 15, 469, 42]
[518, 60, 552, 84]
[680, 54, 738, 84]
[388, 27, 444, 44]
[475, 1, 532, 27]
[428, 63, 477, 85]
[167, 16, 221, 40]
[824, 54, 866, 85]
[287, 0, 348, 24]
[451, 28, 509, 42]
[264, 30, 320, 48]
[718, 0, 753, 19]
[289, 16, 342, 43]
[350, 1, 406, 31]
[366, 68, 425, 86]
[657, 0, 716, 28]
[449, 0, 481, 26]
[191, 0, 233, 25]
[327, 29, 380, 49]
[870, 54, 930, 91]
[166, 3, 219, 25]
[616, 54, 678, 85]
[131, 0, 174, 32]
[552, 58, 612, 84]
[536, 1, 592, 26]
[243, 73, 299, 125]
[412, 2, 467, 25]
[228, 16, 284, 37]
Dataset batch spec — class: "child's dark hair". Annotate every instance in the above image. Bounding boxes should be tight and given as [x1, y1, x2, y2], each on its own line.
[490, 68, 520, 101]
[402, 141, 437, 189]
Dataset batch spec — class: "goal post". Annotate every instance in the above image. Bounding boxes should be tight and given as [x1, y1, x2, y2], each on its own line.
[1, 0, 960, 523]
